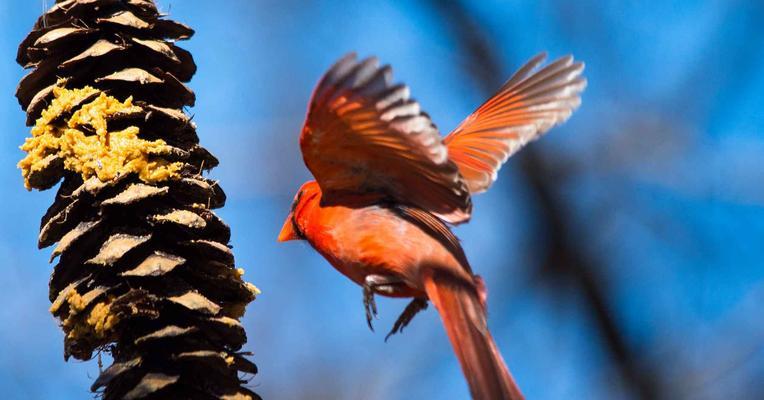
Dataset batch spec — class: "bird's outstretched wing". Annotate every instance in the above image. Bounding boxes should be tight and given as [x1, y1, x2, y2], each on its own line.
[444, 53, 586, 193]
[301, 53, 472, 224]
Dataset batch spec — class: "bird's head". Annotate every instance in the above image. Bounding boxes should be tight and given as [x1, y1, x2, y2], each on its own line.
[277, 180, 322, 242]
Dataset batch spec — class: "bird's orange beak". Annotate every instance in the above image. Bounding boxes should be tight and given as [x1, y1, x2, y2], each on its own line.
[277, 214, 299, 242]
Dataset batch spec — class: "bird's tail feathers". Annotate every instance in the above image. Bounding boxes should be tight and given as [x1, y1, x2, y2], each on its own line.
[423, 269, 523, 400]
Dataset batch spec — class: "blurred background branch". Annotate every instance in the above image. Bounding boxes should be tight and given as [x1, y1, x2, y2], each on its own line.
[425, 1, 660, 398]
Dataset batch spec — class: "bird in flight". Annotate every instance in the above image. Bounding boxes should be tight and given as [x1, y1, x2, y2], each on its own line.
[278, 52, 585, 399]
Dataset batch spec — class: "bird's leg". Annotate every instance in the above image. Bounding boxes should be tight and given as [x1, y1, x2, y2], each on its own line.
[385, 298, 428, 342]
[363, 274, 406, 332]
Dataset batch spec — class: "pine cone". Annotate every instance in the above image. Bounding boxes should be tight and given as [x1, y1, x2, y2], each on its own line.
[16, 1, 260, 398]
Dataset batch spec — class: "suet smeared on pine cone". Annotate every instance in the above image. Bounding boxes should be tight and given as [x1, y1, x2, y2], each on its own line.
[16, 1, 260, 398]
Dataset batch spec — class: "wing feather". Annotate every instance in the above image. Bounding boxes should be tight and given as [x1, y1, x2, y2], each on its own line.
[301, 53, 472, 224]
[444, 53, 586, 193]
[394, 205, 471, 274]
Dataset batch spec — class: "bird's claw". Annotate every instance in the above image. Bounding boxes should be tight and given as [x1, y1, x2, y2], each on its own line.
[363, 283, 378, 331]
[385, 298, 428, 341]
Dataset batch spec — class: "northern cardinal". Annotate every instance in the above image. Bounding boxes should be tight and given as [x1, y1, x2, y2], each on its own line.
[278, 52, 585, 399]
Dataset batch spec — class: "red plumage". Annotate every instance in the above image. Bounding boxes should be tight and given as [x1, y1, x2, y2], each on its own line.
[279, 52, 586, 399]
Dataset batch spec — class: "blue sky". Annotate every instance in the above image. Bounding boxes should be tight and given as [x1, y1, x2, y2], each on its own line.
[1, 1, 763, 399]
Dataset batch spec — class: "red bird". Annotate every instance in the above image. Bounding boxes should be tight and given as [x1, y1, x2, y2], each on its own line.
[278, 52, 585, 399]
